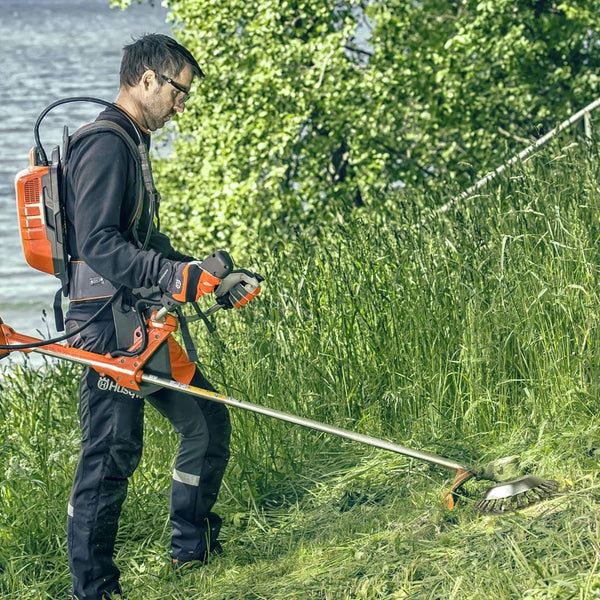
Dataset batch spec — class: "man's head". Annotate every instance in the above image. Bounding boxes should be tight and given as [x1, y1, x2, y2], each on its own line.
[118, 34, 204, 131]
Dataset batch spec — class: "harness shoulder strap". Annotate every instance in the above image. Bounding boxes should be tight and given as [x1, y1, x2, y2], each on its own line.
[68, 121, 147, 238]
[52, 122, 147, 332]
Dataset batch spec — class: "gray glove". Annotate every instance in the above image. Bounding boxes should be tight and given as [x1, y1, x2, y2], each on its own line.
[215, 269, 263, 309]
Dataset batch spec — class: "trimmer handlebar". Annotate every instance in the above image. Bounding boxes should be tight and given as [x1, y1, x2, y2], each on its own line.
[154, 302, 222, 322]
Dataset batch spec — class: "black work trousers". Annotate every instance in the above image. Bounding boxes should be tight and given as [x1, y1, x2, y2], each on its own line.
[66, 314, 231, 600]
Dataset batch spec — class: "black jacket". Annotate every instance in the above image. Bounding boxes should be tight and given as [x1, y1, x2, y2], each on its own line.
[65, 106, 191, 316]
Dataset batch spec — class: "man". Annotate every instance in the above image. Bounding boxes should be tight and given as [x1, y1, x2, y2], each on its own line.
[64, 34, 259, 600]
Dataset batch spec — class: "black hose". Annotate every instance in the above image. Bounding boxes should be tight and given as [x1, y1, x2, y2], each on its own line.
[34, 96, 145, 164]
[0, 291, 119, 351]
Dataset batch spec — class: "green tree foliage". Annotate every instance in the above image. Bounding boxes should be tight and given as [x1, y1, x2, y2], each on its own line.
[113, 0, 600, 251]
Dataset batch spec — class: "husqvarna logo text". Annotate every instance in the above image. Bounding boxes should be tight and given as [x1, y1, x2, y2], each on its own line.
[97, 377, 142, 399]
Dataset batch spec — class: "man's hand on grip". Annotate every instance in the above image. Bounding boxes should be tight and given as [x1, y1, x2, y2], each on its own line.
[158, 250, 234, 307]
[215, 269, 263, 310]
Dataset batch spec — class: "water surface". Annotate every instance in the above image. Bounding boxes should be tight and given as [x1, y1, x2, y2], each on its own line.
[0, 0, 172, 365]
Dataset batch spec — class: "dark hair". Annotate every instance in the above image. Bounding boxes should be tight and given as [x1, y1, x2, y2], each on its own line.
[120, 33, 204, 88]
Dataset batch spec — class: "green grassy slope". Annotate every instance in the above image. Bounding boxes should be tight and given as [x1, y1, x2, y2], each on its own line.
[2, 137, 600, 599]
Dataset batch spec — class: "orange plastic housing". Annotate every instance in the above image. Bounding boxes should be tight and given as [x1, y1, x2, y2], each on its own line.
[15, 157, 54, 276]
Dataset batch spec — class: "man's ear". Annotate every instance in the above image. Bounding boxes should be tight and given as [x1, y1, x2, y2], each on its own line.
[141, 69, 157, 92]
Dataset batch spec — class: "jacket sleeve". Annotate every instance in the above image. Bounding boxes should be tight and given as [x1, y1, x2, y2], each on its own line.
[145, 226, 195, 262]
[68, 131, 171, 288]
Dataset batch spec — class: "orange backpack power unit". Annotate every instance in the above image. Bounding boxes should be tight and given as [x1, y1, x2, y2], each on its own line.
[15, 141, 67, 285]
[14, 97, 155, 330]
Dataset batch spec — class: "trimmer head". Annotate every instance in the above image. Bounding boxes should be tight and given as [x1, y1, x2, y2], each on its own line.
[473, 475, 559, 514]
[444, 457, 559, 513]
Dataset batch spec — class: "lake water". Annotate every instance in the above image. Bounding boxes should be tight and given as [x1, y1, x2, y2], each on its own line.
[0, 0, 172, 364]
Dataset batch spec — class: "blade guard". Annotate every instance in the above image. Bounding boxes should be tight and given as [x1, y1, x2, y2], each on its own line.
[443, 469, 475, 510]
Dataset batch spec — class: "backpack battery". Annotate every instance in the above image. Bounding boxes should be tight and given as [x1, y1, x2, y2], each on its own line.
[15, 146, 67, 284]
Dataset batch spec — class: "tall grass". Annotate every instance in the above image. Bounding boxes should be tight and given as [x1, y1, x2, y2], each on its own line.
[210, 136, 600, 471]
[2, 135, 600, 598]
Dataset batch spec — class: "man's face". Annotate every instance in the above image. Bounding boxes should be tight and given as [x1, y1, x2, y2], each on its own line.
[143, 63, 194, 131]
